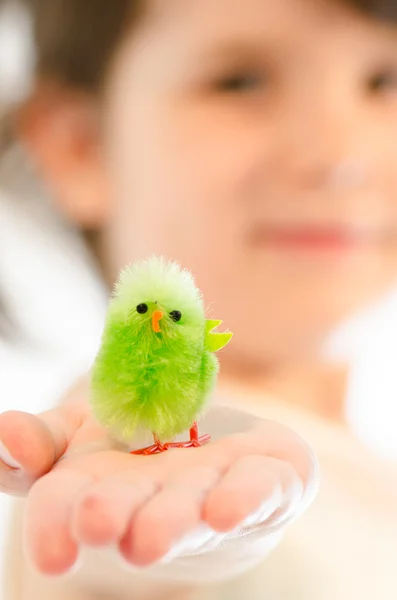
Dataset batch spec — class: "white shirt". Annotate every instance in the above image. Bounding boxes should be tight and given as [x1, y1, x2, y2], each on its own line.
[0, 145, 108, 588]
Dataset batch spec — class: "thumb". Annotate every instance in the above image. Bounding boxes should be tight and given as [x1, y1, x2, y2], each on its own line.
[0, 401, 89, 496]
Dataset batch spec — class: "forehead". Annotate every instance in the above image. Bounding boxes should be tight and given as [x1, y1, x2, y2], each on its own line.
[145, 0, 364, 40]
[125, 0, 395, 67]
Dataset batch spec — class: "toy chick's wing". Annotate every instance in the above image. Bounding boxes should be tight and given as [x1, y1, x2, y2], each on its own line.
[205, 319, 233, 353]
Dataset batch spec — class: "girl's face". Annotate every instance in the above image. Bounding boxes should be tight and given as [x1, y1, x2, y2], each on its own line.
[30, 0, 397, 365]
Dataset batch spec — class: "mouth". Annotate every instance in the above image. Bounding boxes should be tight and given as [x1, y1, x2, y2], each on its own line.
[250, 224, 385, 253]
[152, 310, 164, 333]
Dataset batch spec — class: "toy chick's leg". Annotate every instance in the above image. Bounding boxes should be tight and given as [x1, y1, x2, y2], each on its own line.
[190, 422, 211, 446]
[165, 423, 211, 449]
[131, 434, 168, 456]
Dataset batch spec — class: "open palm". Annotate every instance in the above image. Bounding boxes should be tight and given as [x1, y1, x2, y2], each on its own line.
[0, 380, 318, 577]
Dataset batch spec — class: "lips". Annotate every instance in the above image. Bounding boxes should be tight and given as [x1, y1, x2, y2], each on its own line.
[250, 224, 380, 251]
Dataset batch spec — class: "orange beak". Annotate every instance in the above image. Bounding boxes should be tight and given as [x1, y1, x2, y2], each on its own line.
[152, 310, 164, 333]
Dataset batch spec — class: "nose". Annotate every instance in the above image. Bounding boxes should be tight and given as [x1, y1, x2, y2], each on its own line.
[277, 95, 371, 192]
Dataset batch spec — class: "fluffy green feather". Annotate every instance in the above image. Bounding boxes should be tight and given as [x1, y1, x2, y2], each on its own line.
[90, 256, 233, 443]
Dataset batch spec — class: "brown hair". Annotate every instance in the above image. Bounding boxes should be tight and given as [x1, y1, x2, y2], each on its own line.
[26, 0, 397, 94]
[28, 0, 143, 91]
[353, 0, 397, 20]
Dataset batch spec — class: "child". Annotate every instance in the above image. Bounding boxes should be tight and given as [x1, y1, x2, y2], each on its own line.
[2, 0, 397, 597]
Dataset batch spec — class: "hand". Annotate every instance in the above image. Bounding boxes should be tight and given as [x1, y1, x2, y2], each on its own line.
[0, 378, 318, 580]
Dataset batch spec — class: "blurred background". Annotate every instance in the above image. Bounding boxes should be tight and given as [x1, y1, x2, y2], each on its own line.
[0, 0, 108, 588]
[1, 0, 397, 598]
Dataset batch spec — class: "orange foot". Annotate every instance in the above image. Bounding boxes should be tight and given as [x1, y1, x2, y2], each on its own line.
[165, 423, 211, 450]
[131, 435, 168, 456]
[130, 424, 211, 455]
[165, 434, 211, 450]
[131, 444, 168, 456]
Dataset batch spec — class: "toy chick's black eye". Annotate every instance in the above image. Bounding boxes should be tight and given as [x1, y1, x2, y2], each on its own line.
[170, 310, 182, 322]
[136, 303, 148, 314]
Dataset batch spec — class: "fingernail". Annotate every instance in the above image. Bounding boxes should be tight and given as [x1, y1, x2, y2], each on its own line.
[0, 440, 22, 469]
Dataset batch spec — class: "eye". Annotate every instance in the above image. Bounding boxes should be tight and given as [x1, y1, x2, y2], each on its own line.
[170, 310, 182, 322]
[213, 71, 265, 94]
[367, 69, 397, 94]
[136, 303, 148, 314]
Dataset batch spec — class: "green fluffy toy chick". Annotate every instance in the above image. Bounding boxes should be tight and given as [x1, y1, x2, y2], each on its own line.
[90, 256, 233, 455]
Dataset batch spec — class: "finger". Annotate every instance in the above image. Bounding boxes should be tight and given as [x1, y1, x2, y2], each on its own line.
[0, 403, 90, 495]
[71, 476, 158, 547]
[120, 466, 221, 566]
[205, 421, 317, 494]
[203, 455, 284, 532]
[254, 423, 318, 495]
[250, 456, 304, 529]
[25, 470, 92, 575]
